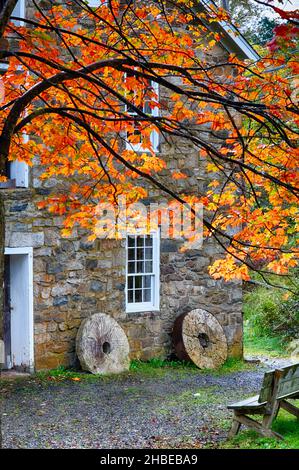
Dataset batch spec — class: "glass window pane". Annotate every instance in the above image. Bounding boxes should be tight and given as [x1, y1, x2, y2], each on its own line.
[143, 289, 151, 302]
[128, 261, 135, 274]
[135, 289, 142, 302]
[145, 247, 152, 260]
[128, 128, 142, 143]
[145, 235, 152, 247]
[145, 261, 152, 273]
[135, 276, 142, 289]
[137, 248, 144, 260]
[128, 248, 135, 260]
[144, 276, 151, 288]
[137, 261, 144, 273]
[144, 100, 151, 115]
[128, 277, 134, 289]
[137, 236, 144, 247]
[128, 236, 135, 247]
[128, 290, 134, 303]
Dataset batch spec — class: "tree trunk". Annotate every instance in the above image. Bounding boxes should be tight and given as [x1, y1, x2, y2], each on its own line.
[0, 192, 4, 342]
[0, 0, 19, 39]
[0, 144, 7, 386]
[0, 191, 4, 449]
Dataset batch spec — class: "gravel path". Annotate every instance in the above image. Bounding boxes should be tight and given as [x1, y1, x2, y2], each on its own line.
[0, 363, 277, 449]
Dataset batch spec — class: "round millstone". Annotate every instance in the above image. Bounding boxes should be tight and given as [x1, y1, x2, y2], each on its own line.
[172, 309, 228, 369]
[76, 313, 130, 374]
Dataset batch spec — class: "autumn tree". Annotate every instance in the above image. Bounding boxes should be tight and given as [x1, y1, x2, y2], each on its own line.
[0, 0, 298, 333]
[216, 0, 275, 42]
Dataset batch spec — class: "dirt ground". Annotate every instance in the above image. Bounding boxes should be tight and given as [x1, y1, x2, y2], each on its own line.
[0, 364, 273, 449]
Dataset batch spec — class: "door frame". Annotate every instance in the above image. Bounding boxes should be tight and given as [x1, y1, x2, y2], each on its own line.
[4, 246, 34, 371]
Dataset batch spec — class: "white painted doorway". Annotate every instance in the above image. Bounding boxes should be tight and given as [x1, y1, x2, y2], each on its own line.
[4, 247, 34, 371]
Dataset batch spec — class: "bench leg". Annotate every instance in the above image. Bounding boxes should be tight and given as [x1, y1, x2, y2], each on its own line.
[228, 416, 241, 438]
[280, 400, 299, 418]
[273, 402, 281, 420]
[262, 400, 280, 430]
[237, 414, 283, 440]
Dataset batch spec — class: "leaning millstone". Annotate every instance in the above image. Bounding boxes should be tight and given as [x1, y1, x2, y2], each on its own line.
[172, 309, 228, 369]
[76, 313, 130, 374]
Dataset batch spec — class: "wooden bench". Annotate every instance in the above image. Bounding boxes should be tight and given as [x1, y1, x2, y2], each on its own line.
[227, 362, 299, 439]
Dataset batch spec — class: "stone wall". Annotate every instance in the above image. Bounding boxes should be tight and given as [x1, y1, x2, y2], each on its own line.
[4, 185, 242, 370]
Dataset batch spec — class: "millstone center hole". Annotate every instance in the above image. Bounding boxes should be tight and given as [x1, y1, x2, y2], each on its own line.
[198, 333, 209, 349]
[102, 342, 111, 354]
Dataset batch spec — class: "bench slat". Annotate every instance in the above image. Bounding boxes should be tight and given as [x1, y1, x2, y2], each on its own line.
[277, 367, 299, 399]
[258, 363, 299, 403]
[259, 371, 275, 403]
[228, 394, 264, 410]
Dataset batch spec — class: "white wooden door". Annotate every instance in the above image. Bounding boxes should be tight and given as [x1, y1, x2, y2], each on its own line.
[4, 248, 34, 371]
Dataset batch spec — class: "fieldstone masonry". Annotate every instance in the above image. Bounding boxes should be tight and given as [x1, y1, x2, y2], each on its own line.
[4, 184, 243, 370]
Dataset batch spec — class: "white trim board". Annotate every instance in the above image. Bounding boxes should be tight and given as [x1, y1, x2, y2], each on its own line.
[12, 0, 26, 26]
[4, 247, 34, 371]
[199, 0, 260, 61]
[9, 160, 29, 188]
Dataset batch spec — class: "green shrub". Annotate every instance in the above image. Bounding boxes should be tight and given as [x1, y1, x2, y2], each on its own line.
[278, 294, 299, 339]
[244, 286, 299, 342]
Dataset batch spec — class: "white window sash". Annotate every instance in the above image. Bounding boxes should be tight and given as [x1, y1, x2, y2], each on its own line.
[86, 0, 101, 6]
[9, 133, 29, 188]
[9, 161, 29, 187]
[126, 231, 160, 313]
[125, 79, 159, 153]
[12, 0, 25, 26]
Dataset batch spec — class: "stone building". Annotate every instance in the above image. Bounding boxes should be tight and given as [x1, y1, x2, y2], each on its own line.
[1, 1, 259, 371]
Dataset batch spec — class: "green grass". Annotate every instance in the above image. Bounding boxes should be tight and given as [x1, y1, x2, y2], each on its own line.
[31, 357, 251, 384]
[35, 365, 118, 383]
[129, 358, 197, 374]
[32, 360, 194, 383]
[244, 323, 287, 358]
[206, 357, 254, 375]
[130, 357, 252, 377]
[222, 409, 299, 449]
[175, 386, 222, 406]
[155, 385, 224, 419]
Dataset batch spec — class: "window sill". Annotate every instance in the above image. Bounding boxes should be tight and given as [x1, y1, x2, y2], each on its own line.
[126, 305, 160, 314]
[125, 147, 160, 154]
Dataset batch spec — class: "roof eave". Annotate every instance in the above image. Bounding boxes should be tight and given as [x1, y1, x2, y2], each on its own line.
[199, 1, 260, 61]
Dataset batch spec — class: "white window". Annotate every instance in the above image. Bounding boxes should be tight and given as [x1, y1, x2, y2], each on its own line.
[8, 133, 29, 188]
[125, 75, 159, 153]
[86, 0, 101, 6]
[12, 0, 25, 26]
[126, 232, 160, 313]
[86, 0, 109, 7]
[9, 160, 28, 187]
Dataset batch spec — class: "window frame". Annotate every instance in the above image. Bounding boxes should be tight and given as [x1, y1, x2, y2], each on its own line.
[12, 0, 25, 26]
[125, 76, 159, 154]
[125, 230, 160, 313]
[8, 133, 29, 188]
[9, 160, 29, 188]
[86, 0, 101, 6]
